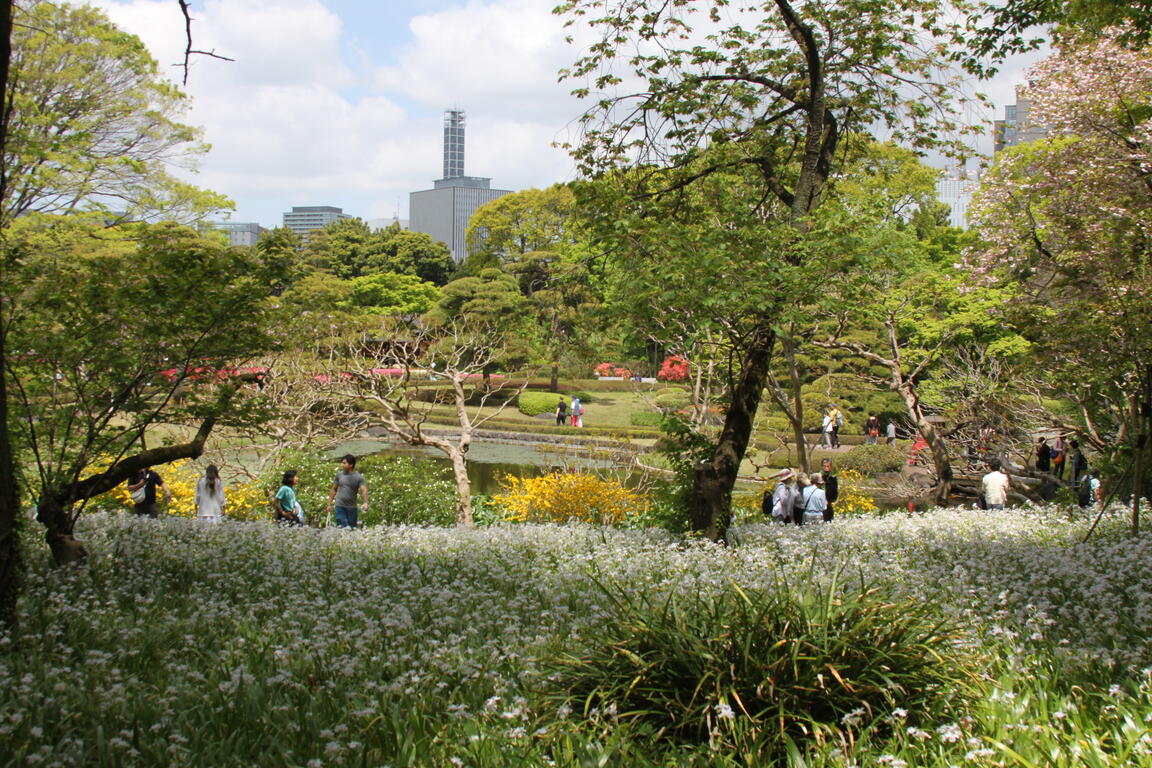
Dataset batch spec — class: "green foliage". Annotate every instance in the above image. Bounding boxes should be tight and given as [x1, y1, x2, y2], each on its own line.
[5, 2, 230, 224]
[838, 444, 907, 476]
[305, 219, 455, 285]
[518, 391, 567, 417]
[6, 217, 279, 502]
[649, 416, 715, 529]
[349, 272, 441, 315]
[542, 577, 979, 754]
[653, 390, 691, 410]
[260, 450, 455, 526]
[464, 184, 584, 270]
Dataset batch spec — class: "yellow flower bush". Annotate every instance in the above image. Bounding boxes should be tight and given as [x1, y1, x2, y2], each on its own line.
[87, 457, 272, 521]
[494, 472, 650, 526]
[835, 469, 877, 516]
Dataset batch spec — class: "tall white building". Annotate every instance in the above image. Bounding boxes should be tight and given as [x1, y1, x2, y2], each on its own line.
[936, 175, 978, 229]
[409, 110, 511, 263]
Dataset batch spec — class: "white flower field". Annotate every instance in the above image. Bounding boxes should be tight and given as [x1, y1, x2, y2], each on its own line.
[3, 505, 1152, 766]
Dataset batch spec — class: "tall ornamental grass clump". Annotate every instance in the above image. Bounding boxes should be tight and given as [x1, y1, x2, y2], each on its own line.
[541, 576, 981, 756]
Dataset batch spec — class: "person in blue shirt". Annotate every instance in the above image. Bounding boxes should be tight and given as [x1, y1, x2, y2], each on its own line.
[272, 470, 303, 526]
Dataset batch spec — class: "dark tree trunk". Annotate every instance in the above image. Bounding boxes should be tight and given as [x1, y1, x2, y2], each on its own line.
[35, 495, 87, 566]
[0, 0, 20, 628]
[690, 322, 775, 541]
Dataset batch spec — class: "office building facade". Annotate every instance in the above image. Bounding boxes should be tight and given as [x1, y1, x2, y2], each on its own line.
[410, 110, 511, 263]
[282, 206, 351, 238]
[994, 86, 1049, 153]
[214, 221, 265, 247]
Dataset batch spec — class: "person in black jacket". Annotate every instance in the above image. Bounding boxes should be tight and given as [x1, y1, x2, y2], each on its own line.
[820, 458, 839, 522]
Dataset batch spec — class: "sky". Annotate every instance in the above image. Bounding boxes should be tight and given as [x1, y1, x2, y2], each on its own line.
[84, 0, 1041, 229]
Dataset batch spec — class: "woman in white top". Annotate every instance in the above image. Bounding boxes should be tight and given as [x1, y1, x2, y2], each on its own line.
[194, 464, 226, 523]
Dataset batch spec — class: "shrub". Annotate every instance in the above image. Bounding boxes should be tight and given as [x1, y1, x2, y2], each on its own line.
[629, 411, 663, 427]
[833, 468, 878, 516]
[542, 578, 979, 755]
[838, 443, 906, 476]
[656, 355, 689, 382]
[492, 472, 650, 526]
[519, 390, 566, 417]
[653, 390, 691, 410]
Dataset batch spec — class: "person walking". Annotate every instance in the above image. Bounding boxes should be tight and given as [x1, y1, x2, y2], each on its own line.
[885, 420, 897, 445]
[820, 458, 839, 522]
[829, 405, 843, 448]
[570, 395, 583, 428]
[272, 470, 303, 526]
[327, 454, 368, 528]
[981, 459, 1011, 511]
[1035, 437, 1051, 473]
[555, 398, 568, 427]
[864, 412, 880, 445]
[127, 466, 170, 518]
[194, 464, 226, 523]
[821, 410, 834, 449]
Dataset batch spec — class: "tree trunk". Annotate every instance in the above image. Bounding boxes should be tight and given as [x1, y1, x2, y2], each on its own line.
[0, 0, 20, 628]
[550, 361, 559, 393]
[690, 322, 775, 541]
[447, 447, 473, 526]
[35, 495, 87, 566]
[898, 382, 953, 502]
[782, 335, 810, 473]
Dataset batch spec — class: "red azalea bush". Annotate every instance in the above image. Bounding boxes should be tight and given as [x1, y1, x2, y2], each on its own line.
[657, 356, 689, 382]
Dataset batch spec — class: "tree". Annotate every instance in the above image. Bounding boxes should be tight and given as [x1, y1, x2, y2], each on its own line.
[320, 319, 527, 525]
[0, 0, 20, 627]
[349, 272, 441, 315]
[4, 217, 277, 564]
[306, 219, 455, 285]
[557, 0, 975, 540]
[968, 31, 1152, 503]
[3, 1, 229, 225]
[463, 185, 583, 272]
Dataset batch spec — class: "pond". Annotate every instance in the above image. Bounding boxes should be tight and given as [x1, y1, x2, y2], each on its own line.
[332, 438, 622, 495]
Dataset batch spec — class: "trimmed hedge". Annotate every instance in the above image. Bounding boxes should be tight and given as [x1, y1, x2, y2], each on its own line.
[519, 390, 569, 417]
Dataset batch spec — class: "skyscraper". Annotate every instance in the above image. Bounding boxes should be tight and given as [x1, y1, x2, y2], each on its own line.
[993, 85, 1048, 153]
[410, 110, 511, 263]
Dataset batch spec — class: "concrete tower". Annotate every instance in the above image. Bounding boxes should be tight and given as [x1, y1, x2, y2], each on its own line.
[410, 109, 511, 263]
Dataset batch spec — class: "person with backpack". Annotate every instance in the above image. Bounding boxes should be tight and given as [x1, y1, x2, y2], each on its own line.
[830, 405, 843, 448]
[1078, 467, 1101, 509]
[865, 412, 880, 445]
[792, 472, 817, 525]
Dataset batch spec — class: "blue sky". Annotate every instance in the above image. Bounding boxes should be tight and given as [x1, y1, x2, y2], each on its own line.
[86, 0, 1037, 230]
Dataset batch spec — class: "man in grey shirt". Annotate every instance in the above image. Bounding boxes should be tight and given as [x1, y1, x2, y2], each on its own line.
[327, 454, 368, 528]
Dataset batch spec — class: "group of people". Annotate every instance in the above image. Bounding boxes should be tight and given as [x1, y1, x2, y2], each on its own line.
[980, 435, 1101, 510]
[820, 406, 897, 449]
[555, 396, 585, 428]
[763, 458, 840, 524]
[126, 453, 370, 528]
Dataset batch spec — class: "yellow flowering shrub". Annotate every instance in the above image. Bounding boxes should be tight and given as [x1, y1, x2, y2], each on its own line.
[493, 472, 650, 526]
[834, 469, 877, 516]
[87, 457, 273, 521]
